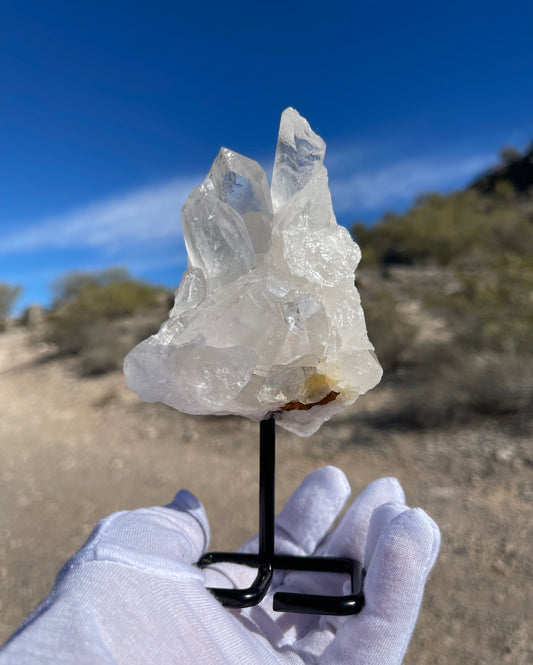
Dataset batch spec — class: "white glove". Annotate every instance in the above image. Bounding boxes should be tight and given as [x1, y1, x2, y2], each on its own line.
[0, 467, 440, 664]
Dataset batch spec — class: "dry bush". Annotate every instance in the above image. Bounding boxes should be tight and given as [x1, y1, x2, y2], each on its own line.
[353, 189, 533, 268]
[79, 317, 164, 376]
[359, 284, 416, 373]
[374, 346, 533, 429]
[440, 256, 533, 355]
[43, 268, 169, 374]
[0, 283, 22, 331]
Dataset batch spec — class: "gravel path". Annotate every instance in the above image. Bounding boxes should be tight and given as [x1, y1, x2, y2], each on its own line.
[1, 328, 531, 663]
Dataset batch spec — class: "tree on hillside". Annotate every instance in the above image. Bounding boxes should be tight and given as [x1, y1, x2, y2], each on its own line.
[499, 146, 522, 166]
[0, 283, 22, 330]
[50, 267, 164, 320]
[51, 267, 131, 308]
[44, 268, 169, 373]
[352, 188, 533, 268]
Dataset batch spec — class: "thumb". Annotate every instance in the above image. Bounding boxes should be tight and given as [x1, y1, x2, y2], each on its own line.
[60, 490, 209, 579]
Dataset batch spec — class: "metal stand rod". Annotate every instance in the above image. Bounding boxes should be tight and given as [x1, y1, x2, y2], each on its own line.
[197, 417, 365, 615]
[259, 417, 275, 560]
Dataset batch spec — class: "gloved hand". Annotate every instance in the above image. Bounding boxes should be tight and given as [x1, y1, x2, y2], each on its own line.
[0, 467, 440, 664]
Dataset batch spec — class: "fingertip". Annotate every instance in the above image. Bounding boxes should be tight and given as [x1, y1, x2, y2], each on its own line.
[408, 508, 441, 569]
[364, 501, 408, 568]
[370, 501, 408, 527]
[320, 477, 405, 560]
[313, 466, 351, 499]
[166, 489, 210, 552]
[366, 507, 441, 606]
[365, 477, 405, 505]
[276, 466, 351, 555]
[283, 465, 352, 513]
[390, 508, 440, 555]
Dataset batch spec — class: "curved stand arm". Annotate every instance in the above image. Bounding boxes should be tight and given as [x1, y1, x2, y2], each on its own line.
[197, 417, 365, 615]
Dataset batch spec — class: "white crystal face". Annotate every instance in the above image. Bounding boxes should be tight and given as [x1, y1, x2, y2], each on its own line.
[124, 108, 382, 436]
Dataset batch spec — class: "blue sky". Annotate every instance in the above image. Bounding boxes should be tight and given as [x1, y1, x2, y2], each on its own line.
[2, 0, 532, 312]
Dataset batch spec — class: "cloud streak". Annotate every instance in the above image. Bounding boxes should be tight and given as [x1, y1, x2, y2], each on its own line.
[330, 152, 492, 214]
[1, 176, 200, 256]
[1, 150, 494, 262]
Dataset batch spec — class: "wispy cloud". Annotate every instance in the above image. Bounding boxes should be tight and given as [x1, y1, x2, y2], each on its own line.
[330, 152, 493, 214]
[1, 150, 496, 262]
[1, 176, 200, 256]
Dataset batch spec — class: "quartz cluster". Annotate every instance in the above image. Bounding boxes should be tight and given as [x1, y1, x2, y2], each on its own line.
[124, 108, 382, 436]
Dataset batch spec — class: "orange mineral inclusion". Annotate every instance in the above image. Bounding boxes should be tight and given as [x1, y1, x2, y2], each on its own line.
[280, 372, 339, 412]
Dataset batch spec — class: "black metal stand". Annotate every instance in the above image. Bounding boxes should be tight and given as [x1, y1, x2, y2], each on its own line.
[197, 417, 365, 615]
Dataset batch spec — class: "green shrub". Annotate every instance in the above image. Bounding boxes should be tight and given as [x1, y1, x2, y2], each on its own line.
[51, 267, 163, 319]
[375, 349, 533, 428]
[44, 268, 168, 369]
[418, 254, 533, 355]
[352, 189, 533, 268]
[78, 318, 164, 376]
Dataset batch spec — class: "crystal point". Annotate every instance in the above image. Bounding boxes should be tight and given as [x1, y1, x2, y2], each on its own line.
[181, 183, 256, 290]
[271, 107, 327, 212]
[209, 148, 273, 255]
[124, 108, 382, 436]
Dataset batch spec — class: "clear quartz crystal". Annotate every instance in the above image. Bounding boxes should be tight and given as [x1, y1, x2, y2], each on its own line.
[124, 108, 382, 436]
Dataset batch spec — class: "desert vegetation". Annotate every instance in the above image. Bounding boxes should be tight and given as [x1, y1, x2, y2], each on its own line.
[41, 267, 170, 375]
[0, 282, 22, 331]
[352, 145, 533, 427]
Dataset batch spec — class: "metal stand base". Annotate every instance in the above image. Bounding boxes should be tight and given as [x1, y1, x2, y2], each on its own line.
[197, 417, 365, 615]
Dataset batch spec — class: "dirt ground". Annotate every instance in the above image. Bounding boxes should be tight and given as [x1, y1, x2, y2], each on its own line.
[0, 328, 531, 663]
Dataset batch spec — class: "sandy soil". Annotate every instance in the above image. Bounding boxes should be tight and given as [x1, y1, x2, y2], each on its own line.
[0, 328, 531, 663]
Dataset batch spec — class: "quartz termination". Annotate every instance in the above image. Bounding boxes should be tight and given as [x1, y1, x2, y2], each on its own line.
[124, 108, 382, 436]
